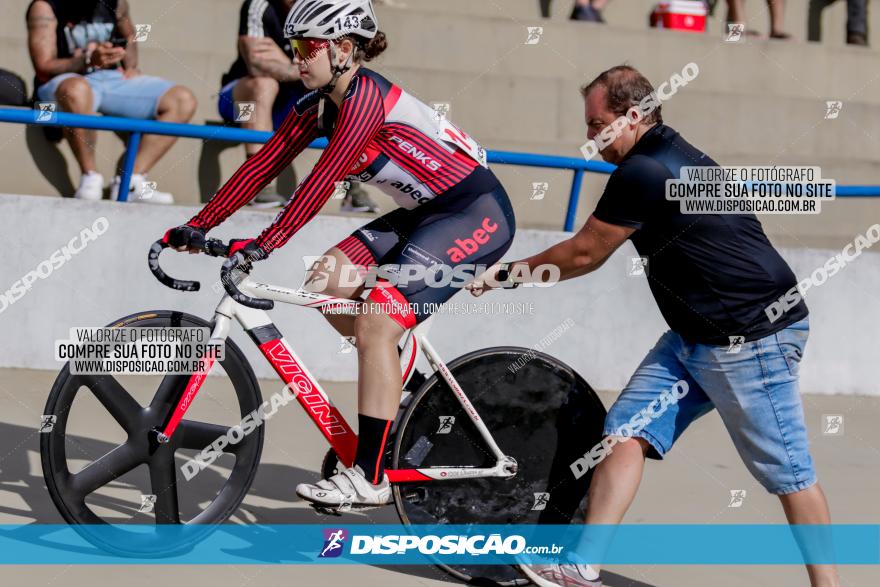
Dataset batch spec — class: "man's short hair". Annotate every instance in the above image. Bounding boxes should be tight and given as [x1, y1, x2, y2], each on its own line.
[581, 65, 662, 125]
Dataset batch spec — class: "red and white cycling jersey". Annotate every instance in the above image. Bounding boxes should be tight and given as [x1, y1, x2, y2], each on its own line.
[346, 78, 488, 209]
[188, 68, 496, 254]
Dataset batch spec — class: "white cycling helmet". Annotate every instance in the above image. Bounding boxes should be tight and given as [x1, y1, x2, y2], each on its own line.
[284, 0, 380, 95]
[284, 0, 379, 41]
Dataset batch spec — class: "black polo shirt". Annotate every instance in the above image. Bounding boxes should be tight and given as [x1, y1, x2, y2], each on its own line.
[592, 124, 808, 345]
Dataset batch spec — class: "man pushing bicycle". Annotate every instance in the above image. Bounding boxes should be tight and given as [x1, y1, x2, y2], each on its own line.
[469, 65, 839, 587]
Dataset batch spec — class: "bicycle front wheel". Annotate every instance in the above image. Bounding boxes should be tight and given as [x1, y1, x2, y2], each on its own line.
[392, 346, 607, 585]
[41, 310, 264, 557]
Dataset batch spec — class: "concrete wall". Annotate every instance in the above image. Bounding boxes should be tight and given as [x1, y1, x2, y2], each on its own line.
[1, 194, 877, 396]
[0, 0, 878, 241]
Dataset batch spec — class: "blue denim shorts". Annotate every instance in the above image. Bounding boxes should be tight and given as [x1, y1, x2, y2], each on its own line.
[36, 69, 174, 119]
[603, 318, 815, 495]
[217, 79, 300, 130]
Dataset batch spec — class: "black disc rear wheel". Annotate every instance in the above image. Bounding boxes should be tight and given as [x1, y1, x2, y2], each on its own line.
[41, 311, 264, 556]
[391, 347, 606, 585]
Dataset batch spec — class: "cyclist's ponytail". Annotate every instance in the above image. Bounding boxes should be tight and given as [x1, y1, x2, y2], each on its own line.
[360, 31, 388, 62]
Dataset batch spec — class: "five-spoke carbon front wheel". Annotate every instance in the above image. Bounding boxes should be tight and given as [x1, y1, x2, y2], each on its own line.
[41, 311, 264, 556]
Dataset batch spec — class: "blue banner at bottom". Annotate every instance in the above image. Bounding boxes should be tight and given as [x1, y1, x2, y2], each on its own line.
[0, 524, 877, 565]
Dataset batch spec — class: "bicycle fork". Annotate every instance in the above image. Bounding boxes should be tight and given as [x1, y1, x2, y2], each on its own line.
[151, 312, 231, 445]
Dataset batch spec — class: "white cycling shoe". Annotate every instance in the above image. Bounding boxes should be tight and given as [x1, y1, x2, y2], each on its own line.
[296, 465, 392, 508]
[518, 562, 602, 587]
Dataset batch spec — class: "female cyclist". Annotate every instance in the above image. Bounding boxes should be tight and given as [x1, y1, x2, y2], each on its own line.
[162, 0, 516, 507]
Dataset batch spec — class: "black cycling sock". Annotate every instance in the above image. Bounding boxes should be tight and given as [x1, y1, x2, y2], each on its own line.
[354, 414, 392, 485]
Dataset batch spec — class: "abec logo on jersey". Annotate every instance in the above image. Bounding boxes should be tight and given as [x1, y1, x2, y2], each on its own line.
[389, 136, 442, 171]
[389, 180, 430, 204]
[447, 217, 499, 262]
[319, 528, 348, 558]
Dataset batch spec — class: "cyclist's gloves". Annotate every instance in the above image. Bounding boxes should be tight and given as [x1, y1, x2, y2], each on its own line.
[163, 225, 205, 251]
[228, 238, 268, 264]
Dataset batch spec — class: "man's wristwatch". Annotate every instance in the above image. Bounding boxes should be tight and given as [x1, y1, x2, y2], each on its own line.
[496, 262, 521, 289]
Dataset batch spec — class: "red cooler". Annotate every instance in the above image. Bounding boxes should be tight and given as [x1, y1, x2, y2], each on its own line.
[650, 1, 707, 33]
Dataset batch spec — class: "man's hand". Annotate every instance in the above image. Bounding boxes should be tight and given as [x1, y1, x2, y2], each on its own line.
[240, 36, 299, 81]
[467, 262, 508, 297]
[250, 37, 288, 61]
[90, 42, 126, 68]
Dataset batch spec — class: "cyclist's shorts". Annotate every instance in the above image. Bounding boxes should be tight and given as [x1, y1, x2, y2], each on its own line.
[334, 184, 516, 329]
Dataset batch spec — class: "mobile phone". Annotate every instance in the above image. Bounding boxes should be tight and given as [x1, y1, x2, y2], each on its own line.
[110, 37, 128, 49]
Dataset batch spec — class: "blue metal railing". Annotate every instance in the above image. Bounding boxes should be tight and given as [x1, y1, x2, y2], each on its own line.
[1, 107, 877, 232]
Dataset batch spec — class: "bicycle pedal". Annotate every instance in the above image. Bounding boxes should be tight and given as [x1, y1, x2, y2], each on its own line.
[309, 502, 388, 516]
[311, 504, 345, 516]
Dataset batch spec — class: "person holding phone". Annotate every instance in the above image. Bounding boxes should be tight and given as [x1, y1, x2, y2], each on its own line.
[27, 0, 198, 202]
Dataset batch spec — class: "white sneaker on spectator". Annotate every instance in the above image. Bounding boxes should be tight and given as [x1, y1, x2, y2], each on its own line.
[518, 562, 602, 587]
[74, 172, 104, 200]
[110, 174, 174, 204]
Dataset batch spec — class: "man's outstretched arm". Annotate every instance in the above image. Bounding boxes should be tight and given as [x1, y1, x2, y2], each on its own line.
[469, 215, 634, 294]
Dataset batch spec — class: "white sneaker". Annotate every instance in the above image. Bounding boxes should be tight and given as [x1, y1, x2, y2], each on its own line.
[74, 172, 104, 200]
[518, 562, 602, 587]
[110, 174, 174, 204]
[296, 465, 392, 508]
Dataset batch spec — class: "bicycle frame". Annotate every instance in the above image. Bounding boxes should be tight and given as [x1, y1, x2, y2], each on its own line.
[156, 276, 517, 484]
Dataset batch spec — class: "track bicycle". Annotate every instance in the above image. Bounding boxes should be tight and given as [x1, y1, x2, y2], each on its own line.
[41, 237, 607, 585]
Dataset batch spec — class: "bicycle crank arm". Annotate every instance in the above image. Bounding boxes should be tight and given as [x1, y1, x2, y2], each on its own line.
[388, 456, 517, 482]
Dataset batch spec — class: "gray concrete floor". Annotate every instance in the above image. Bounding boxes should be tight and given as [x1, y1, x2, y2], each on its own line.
[1, 368, 878, 586]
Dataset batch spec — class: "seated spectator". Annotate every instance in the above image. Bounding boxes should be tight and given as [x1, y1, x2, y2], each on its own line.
[540, 0, 609, 22]
[808, 0, 868, 46]
[571, 0, 609, 22]
[0, 69, 28, 106]
[26, 0, 197, 203]
[218, 0, 378, 212]
[726, 0, 791, 39]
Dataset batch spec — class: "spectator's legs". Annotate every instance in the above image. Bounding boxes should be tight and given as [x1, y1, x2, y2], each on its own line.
[55, 76, 98, 174]
[131, 85, 197, 175]
[571, 0, 605, 22]
[767, 0, 791, 38]
[779, 485, 841, 587]
[539, 0, 551, 18]
[726, 0, 746, 24]
[231, 76, 280, 157]
[808, 0, 836, 42]
[846, 0, 868, 44]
